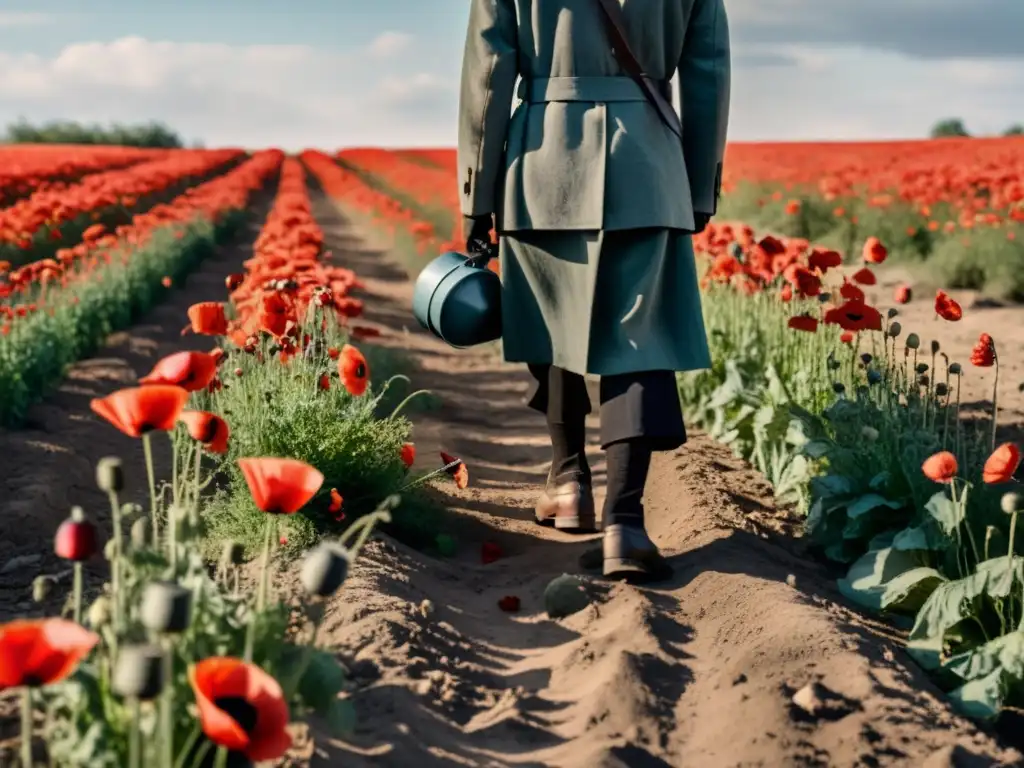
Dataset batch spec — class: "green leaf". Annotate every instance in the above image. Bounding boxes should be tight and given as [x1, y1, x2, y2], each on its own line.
[947, 668, 1005, 720]
[973, 556, 1024, 599]
[810, 474, 852, 499]
[891, 524, 942, 552]
[944, 632, 1024, 682]
[837, 547, 924, 612]
[925, 491, 963, 537]
[880, 567, 945, 613]
[801, 440, 833, 459]
[868, 471, 891, 491]
[909, 570, 991, 644]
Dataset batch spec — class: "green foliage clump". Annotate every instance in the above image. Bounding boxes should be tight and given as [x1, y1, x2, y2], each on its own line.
[3, 118, 185, 148]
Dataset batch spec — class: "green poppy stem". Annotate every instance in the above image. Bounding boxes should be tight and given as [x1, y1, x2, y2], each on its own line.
[213, 747, 228, 768]
[106, 488, 123, 643]
[129, 698, 142, 768]
[173, 725, 201, 768]
[244, 517, 274, 663]
[142, 433, 159, 545]
[991, 357, 1000, 451]
[388, 389, 432, 420]
[72, 562, 83, 625]
[161, 639, 174, 768]
[21, 687, 32, 768]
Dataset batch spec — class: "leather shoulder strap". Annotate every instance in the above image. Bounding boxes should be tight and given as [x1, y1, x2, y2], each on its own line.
[593, 0, 682, 138]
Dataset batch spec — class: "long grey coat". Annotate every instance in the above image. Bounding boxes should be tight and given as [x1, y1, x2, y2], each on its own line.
[457, 0, 731, 375]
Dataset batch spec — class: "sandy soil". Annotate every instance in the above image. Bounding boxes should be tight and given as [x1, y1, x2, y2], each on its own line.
[281, 196, 1023, 767]
[0, 192, 1022, 766]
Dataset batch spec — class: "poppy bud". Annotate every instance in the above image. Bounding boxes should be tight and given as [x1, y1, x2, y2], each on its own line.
[860, 353, 873, 365]
[888, 322, 902, 338]
[1001, 492, 1023, 515]
[867, 369, 882, 385]
[935, 383, 949, 397]
[140, 581, 192, 634]
[96, 457, 125, 493]
[906, 333, 920, 350]
[931, 340, 941, 354]
[55, 506, 98, 562]
[918, 375, 930, 387]
[949, 363, 962, 375]
[832, 382, 846, 394]
[130, 516, 151, 549]
[112, 644, 165, 701]
[32, 575, 55, 603]
[300, 542, 350, 597]
[861, 426, 879, 442]
[887, 308, 899, 319]
[88, 596, 112, 629]
[818, 292, 831, 304]
[915, 363, 929, 374]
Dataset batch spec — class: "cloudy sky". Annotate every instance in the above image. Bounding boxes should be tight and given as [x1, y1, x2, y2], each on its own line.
[0, 0, 1022, 149]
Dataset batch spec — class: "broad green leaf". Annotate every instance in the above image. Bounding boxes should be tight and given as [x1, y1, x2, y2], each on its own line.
[947, 668, 1005, 720]
[880, 567, 945, 613]
[909, 570, 991, 643]
[944, 631, 1024, 682]
[869, 471, 891, 491]
[801, 440, 833, 459]
[325, 698, 357, 737]
[892, 524, 942, 552]
[924, 491, 963, 537]
[973, 556, 1024, 599]
[842, 494, 903, 540]
[810, 474, 852, 499]
[837, 547, 924, 612]
[298, 649, 347, 712]
[906, 634, 944, 671]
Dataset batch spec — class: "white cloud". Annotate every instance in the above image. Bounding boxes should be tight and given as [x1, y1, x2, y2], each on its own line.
[0, 12, 54, 28]
[0, 36, 456, 150]
[367, 31, 414, 59]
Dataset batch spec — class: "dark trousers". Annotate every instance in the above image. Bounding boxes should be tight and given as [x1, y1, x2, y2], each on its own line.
[525, 364, 686, 527]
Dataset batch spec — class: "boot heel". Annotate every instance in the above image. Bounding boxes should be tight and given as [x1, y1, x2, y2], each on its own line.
[554, 515, 597, 531]
[603, 557, 647, 577]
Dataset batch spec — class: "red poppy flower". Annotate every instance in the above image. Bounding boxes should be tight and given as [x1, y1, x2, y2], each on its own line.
[237, 458, 324, 515]
[935, 290, 963, 322]
[328, 488, 344, 520]
[440, 450, 469, 489]
[779, 283, 793, 302]
[140, 351, 219, 392]
[808, 248, 842, 273]
[970, 333, 996, 367]
[787, 315, 818, 333]
[840, 331, 855, 344]
[338, 344, 369, 396]
[187, 302, 229, 335]
[498, 595, 521, 612]
[839, 280, 865, 302]
[851, 267, 876, 286]
[823, 299, 883, 333]
[983, 443, 1020, 484]
[189, 657, 292, 761]
[862, 236, 888, 264]
[0, 618, 99, 690]
[161, 276, 172, 288]
[783, 264, 821, 297]
[179, 411, 230, 454]
[225, 273, 245, 292]
[894, 284, 912, 304]
[91, 385, 189, 438]
[318, 374, 330, 391]
[400, 442, 416, 469]
[327, 347, 340, 360]
[922, 451, 958, 484]
[481, 541, 503, 564]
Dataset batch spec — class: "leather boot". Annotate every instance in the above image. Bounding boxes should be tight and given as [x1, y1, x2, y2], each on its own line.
[534, 478, 597, 531]
[578, 524, 673, 582]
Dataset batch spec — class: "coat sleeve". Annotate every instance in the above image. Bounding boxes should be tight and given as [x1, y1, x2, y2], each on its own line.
[457, 0, 518, 218]
[678, 0, 730, 216]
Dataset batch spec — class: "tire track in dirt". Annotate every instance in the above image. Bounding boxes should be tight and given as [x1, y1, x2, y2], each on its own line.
[291, 192, 1022, 768]
[0, 192, 275, 622]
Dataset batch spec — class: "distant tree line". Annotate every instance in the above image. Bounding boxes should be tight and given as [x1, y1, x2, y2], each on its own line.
[930, 118, 1024, 138]
[2, 119, 188, 148]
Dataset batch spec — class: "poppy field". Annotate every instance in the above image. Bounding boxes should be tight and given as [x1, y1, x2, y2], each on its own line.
[1, 140, 1024, 765]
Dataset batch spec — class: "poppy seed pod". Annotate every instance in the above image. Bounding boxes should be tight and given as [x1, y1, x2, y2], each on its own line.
[544, 574, 591, 619]
[130, 516, 151, 549]
[888, 321, 902, 338]
[140, 581, 193, 634]
[906, 333, 921, 350]
[935, 383, 949, 397]
[300, 542, 350, 597]
[832, 382, 846, 394]
[221, 540, 245, 568]
[949, 362, 962, 375]
[112, 644, 165, 701]
[867, 369, 883, 385]
[1001, 492, 1023, 515]
[916, 363, 929, 374]
[88, 596, 112, 629]
[887, 308, 899, 319]
[55, 506, 98, 562]
[95, 456, 125, 493]
[931, 340, 941, 354]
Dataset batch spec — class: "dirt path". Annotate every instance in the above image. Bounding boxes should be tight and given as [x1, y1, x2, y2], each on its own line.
[290, 194, 1022, 768]
[0, 195, 273, 621]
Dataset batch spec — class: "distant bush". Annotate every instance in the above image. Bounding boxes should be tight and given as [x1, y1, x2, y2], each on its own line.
[2, 118, 184, 148]
[930, 118, 971, 138]
[1005, 124, 1024, 137]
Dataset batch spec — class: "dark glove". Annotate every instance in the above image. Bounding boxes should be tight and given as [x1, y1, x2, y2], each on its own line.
[464, 214, 495, 256]
[692, 213, 711, 234]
